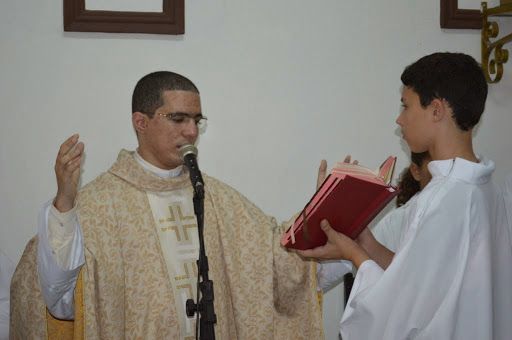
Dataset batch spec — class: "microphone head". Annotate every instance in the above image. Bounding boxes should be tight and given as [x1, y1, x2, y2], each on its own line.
[179, 144, 198, 160]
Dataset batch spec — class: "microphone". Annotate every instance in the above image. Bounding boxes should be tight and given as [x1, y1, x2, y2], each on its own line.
[179, 144, 205, 196]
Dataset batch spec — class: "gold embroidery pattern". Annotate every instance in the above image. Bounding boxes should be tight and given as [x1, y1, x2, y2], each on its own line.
[175, 261, 198, 281]
[160, 205, 196, 242]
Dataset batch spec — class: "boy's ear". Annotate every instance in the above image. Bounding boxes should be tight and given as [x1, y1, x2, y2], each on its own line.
[430, 98, 446, 123]
[410, 163, 422, 182]
[132, 112, 148, 134]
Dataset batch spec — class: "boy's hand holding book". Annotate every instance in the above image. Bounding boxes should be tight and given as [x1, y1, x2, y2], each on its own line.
[296, 219, 370, 269]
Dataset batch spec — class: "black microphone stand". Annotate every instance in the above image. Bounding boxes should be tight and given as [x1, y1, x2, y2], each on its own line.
[185, 181, 217, 340]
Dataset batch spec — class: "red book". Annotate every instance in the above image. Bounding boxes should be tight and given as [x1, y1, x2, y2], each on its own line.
[281, 156, 399, 250]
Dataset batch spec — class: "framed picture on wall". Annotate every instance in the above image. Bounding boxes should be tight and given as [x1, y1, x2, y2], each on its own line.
[440, 0, 482, 29]
[64, 0, 184, 34]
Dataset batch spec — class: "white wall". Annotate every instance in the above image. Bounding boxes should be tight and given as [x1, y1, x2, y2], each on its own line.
[1, 1, 511, 339]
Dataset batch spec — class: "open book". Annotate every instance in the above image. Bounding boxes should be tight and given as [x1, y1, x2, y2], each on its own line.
[281, 156, 399, 250]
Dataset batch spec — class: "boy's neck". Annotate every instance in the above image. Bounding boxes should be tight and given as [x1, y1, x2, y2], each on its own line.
[429, 130, 478, 163]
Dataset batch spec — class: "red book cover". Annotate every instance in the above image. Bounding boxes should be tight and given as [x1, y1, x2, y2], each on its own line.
[281, 156, 398, 250]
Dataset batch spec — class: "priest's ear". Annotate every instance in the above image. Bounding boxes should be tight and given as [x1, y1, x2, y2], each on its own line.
[132, 112, 149, 135]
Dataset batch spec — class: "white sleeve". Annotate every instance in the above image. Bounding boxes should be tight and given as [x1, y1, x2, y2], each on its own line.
[371, 206, 406, 252]
[316, 260, 354, 292]
[316, 207, 408, 293]
[37, 199, 85, 320]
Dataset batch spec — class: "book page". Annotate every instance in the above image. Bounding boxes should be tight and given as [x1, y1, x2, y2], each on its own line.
[377, 156, 397, 185]
[332, 163, 377, 178]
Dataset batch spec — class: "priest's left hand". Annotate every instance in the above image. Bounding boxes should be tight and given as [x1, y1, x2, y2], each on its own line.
[316, 155, 358, 190]
[296, 219, 370, 269]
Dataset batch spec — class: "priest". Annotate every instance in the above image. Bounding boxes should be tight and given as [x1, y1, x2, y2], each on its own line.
[10, 71, 323, 339]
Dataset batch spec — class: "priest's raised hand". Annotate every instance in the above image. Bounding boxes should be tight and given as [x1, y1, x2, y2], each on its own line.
[53, 133, 84, 213]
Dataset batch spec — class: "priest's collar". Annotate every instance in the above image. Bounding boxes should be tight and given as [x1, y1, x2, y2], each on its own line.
[109, 149, 191, 192]
[428, 156, 495, 184]
[133, 149, 183, 178]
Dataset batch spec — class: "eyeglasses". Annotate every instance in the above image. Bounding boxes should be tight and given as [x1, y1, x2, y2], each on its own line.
[157, 112, 208, 134]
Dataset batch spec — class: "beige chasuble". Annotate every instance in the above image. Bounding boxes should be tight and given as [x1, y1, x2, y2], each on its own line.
[10, 149, 324, 339]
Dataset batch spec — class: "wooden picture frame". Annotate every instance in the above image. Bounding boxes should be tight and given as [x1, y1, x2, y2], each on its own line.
[440, 0, 482, 29]
[64, 0, 184, 34]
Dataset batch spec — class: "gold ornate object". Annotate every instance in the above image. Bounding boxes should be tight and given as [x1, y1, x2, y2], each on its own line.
[481, 2, 512, 83]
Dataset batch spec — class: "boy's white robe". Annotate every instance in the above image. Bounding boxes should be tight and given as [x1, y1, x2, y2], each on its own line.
[341, 157, 512, 340]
